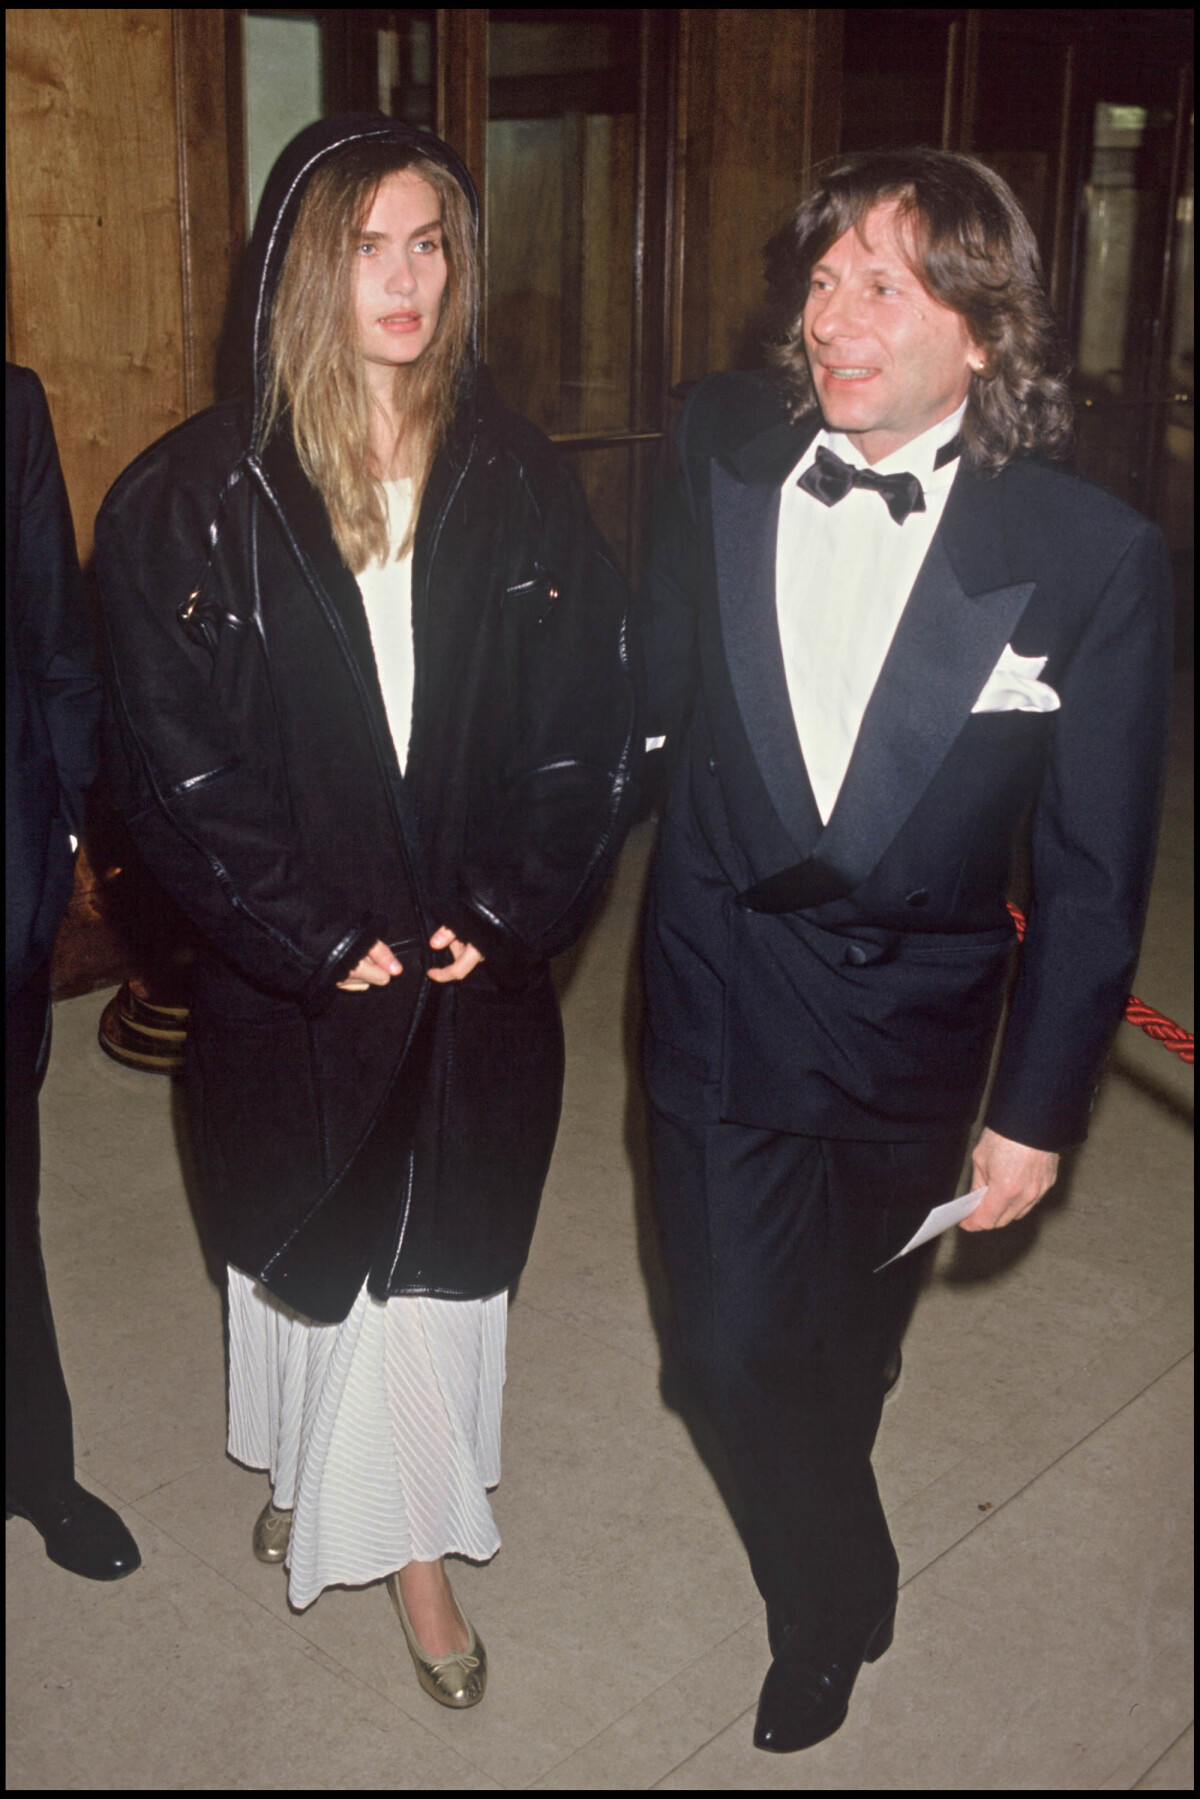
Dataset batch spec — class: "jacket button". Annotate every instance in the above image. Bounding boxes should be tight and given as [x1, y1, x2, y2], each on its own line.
[844, 943, 869, 966]
[707, 756, 718, 775]
[905, 889, 930, 907]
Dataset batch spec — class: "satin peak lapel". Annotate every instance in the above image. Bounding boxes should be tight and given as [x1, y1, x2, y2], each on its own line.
[710, 457, 822, 857]
[811, 536, 1035, 899]
[740, 470, 1036, 911]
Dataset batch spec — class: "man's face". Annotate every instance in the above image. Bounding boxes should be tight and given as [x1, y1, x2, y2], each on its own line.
[801, 199, 977, 465]
[353, 170, 448, 381]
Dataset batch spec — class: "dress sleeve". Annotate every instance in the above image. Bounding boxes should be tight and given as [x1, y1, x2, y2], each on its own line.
[94, 461, 381, 1012]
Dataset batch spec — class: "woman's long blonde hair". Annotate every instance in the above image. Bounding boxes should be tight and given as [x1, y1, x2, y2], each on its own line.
[262, 142, 478, 569]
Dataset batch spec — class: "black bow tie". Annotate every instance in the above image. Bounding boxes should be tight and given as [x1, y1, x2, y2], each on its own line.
[797, 435, 963, 525]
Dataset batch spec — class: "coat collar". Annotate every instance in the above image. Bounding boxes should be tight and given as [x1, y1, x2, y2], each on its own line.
[248, 358, 489, 633]
[713, 434, 1038, 911]
[802, 463, 1035, 905]
[723, 409, 821, 485]
[250, 424, 384, 687]
[248, 374, 483, 687]
[710, 455, 824, 856]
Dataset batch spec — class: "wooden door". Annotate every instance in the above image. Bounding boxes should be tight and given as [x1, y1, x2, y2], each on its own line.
[6, 9, 241, 1001]
[236, 7, 841, 582]
[838, 7, 1194, 640]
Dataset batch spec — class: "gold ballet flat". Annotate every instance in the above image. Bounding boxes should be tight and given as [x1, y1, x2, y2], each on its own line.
[252, 1499, 292, 1564]
[387, 1573, 487, 1708]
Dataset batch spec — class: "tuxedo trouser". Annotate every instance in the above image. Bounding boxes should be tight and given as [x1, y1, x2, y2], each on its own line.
[6, 962, 75, 1509]
[650, 1084, 969, 1652]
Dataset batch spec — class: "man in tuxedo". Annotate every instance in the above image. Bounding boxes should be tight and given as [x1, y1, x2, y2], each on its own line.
[641, 151, 1171, 1753]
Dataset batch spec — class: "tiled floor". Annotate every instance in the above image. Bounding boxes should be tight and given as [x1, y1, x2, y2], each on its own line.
[7, 682, 1193, 1790]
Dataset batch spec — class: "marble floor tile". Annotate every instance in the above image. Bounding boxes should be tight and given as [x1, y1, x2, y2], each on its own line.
[38, 1034, 191, 1203]
[514, 1216, 665, 1372]
[7, 1486, 498, 1792]
[653, 1361, 1192, 1791]
[889, 1294, 1193, 1583]
[75, 1369, 231, 1509]
[528, 1616, 767, 1791]
[1128, 1724, 1194, 1792]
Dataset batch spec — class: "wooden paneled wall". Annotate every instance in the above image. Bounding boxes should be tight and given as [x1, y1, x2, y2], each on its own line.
[673, 9, 843, 384]
[6, 8, 238, 994]
[6, 9, 238, 565]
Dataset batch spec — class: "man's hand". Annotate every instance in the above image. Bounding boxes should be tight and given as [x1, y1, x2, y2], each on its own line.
[960, 1127, 1059, 1230]
[426, 925, 484, 984]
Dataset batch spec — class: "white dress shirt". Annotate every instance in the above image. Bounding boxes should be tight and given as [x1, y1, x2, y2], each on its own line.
[775, 399, 968, 823]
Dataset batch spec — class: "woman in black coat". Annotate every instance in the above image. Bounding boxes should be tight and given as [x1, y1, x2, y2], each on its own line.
[95, 116, 639, 1705]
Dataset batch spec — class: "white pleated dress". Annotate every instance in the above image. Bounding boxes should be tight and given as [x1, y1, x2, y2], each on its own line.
[226, 479, 507, 1611]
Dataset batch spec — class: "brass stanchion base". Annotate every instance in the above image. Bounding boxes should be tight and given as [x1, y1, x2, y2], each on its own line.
[98, 977, 188, 1074]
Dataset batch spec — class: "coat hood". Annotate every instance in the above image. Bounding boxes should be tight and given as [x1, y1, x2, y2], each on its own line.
[246, 113, 481, 436]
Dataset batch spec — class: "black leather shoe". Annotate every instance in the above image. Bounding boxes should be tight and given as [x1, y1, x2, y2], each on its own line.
[7, 1482, 142, 1581]
[754, 1602, 895, 1753]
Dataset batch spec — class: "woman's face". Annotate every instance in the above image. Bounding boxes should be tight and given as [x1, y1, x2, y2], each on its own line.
[352, 170, 448, 378]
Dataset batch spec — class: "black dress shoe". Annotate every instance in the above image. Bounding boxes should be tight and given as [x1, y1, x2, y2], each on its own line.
[6, 1482, 142, 1581]
[754, 1602, 895, 1753]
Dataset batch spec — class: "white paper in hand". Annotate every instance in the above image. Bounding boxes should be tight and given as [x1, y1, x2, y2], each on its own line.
[874, 1187, 986, 1272]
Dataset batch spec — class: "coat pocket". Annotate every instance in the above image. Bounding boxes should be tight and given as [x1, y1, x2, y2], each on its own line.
[504, 565, 562, 626]
[162, 756, 243, 801]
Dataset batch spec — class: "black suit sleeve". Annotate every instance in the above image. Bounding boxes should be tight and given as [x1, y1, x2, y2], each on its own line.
[5, 364, 102, 991]
[984, 519, 1174, 1150]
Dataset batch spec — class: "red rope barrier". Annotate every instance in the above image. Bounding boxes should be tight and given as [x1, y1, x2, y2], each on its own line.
[1006, 904, 1194, 1066]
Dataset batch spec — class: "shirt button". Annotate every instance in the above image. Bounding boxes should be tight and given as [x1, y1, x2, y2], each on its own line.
[707, 756, 718, 776]
[905, 889, 930, 907]
[844, 943, 869, 966]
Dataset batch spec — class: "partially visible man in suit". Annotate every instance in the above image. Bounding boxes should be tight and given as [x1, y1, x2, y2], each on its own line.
[641, 151, 1170, 1753]
[6, 362, 140, 1579]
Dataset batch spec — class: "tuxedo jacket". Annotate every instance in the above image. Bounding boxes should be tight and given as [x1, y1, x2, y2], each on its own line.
[642, 373, 1172, 1151]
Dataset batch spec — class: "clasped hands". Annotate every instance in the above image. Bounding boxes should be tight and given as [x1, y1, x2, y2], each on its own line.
[337, 926, 483, 991]
[960, 1126, 1059, 1231]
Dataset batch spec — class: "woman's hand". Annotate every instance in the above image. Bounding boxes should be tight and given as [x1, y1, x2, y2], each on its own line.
[426, 925, 484, 983]
[337, 940, 402, 991]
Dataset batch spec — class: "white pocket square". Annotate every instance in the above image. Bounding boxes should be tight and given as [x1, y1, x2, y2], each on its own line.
[972, 645, 1060, 714]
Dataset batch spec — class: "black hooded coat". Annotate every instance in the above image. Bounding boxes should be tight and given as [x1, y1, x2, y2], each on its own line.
[94, 116, 640, 1323]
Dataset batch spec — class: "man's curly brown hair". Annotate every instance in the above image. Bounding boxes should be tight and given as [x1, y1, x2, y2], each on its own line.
[764, 148, 1073, 472]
